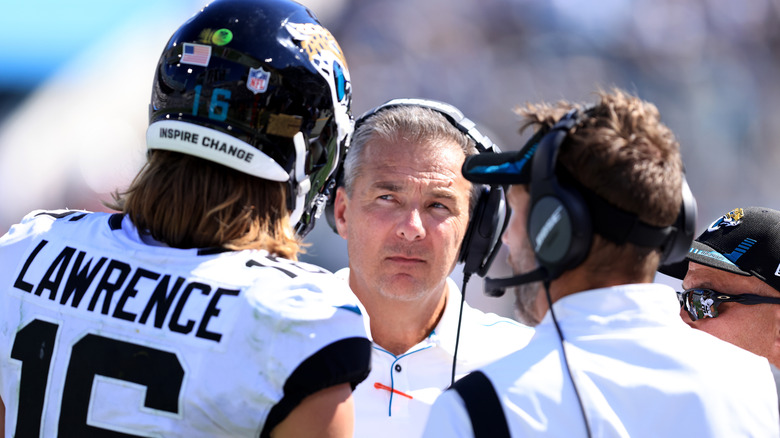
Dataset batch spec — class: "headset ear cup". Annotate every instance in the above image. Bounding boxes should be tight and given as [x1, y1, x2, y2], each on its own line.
[459, 185, 508, 277]
[526, 110, 592, 279]
[527, 197, 568, 266]
[660, 175, 697, 264]
[527, 191, 592, 279]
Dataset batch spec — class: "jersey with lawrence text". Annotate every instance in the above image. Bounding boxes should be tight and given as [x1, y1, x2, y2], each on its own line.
[0, 210, 371, 437]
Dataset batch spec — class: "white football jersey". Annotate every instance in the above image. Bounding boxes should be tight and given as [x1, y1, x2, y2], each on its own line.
[0, 210, 371, 437]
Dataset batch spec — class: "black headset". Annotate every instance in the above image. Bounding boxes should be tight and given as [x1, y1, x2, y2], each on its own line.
[527, 108, 697, 281]
[324, 98, 508, 278]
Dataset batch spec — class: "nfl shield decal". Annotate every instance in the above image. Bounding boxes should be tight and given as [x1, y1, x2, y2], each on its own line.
[247, 67, 270, 94]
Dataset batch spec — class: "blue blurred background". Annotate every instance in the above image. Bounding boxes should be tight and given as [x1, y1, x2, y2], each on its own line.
[2, 0, 778, 317]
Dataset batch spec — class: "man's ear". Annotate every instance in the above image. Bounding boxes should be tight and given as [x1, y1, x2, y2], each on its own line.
[770, 307, 780, 368]
[333, 187, 349, 239]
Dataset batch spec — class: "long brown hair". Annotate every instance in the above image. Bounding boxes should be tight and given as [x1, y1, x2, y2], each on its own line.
[109, 150, 302, 259]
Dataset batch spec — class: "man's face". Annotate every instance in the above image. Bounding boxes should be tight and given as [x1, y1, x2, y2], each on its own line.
[681, 261, 780, 363]
[504, 185, 545, 326]
[334, 137, 471, 304]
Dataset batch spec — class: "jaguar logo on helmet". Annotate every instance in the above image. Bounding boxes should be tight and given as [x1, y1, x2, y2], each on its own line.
[707, 208, 744, 232]
[285, 22, 351, 104]
[285, 23, 348, 75]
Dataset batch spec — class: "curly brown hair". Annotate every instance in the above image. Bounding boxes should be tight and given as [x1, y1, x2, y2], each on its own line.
[517, 88, 682, 227]
[516, 88, 684, 277]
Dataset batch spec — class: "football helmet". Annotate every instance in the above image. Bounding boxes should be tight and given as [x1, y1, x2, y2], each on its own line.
[147, 0, 352, 237]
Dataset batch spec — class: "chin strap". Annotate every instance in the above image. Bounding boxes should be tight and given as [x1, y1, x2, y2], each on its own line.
[289, 132, 310, 228]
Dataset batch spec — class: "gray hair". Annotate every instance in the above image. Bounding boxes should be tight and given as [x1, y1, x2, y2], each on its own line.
[342, 104, 480, 209]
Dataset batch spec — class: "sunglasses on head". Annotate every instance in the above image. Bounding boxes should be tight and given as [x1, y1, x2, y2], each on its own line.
[677, 288, 780, 321]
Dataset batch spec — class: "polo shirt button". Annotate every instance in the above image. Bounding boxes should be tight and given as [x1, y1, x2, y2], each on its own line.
[395, 364, 402, 372]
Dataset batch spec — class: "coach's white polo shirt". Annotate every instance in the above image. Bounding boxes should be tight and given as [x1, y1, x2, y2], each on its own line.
[336, 268, 534, 438]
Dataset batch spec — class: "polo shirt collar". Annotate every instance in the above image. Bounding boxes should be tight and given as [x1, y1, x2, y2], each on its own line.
[541, 283, 681, 331]
[334, 267, 465, 357]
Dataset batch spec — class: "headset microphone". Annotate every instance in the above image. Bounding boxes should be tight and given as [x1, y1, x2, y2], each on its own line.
[483, 267, 547, 297]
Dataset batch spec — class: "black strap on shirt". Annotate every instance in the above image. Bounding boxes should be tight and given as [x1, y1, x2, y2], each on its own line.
[452, 371, 510, 438]
[260, 336, 371, 438]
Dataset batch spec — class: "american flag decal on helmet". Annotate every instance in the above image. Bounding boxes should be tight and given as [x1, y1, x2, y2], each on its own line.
[181, 43, 211, 67]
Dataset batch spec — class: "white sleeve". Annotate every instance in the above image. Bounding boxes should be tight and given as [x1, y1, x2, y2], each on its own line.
[421, 389, 475, 438]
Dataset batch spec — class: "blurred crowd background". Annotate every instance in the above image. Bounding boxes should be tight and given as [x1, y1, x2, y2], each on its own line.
[2, 0, 779, 317]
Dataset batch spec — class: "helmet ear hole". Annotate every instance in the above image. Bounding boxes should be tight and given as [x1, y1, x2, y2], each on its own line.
[306, 119, 336, 174]
[147, 0, 352, 238]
